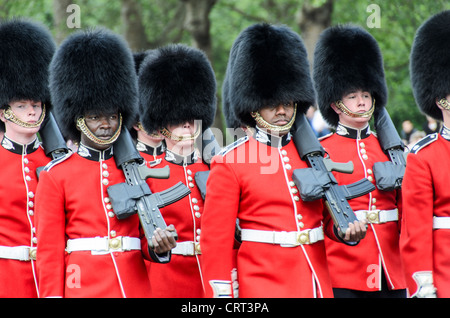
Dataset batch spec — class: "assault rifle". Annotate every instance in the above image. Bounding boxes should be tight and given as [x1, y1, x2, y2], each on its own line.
[373, 107, 406, 191]
[194, 127, 222, 200]
[39, 112, 70, 159]
[291, 113, 375, 237]
[107, 128, 191, 250]
[37, 112, 71, 177]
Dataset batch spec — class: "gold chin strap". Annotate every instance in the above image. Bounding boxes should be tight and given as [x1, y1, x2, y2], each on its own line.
[160, 124, 201, 141]
[438, 98, 450, 110]
[335, 99, 375, 118]
[3, 104, 46, 128]
[137, 122, 161, 138]
[76, 113, 122, 145]
[251, 103, 297, 133]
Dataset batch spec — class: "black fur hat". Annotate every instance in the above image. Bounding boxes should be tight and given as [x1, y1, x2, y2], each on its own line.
[410, 10, 450, 121]
[49, 28, 138, 141]
[313, 24, 388, 127]
[0, 18, 56, 131]
[138, 44, 216, 133]
[225, 23, 315, 127]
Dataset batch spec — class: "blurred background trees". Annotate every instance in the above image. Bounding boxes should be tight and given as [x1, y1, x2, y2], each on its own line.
[0, 0, 448, 134]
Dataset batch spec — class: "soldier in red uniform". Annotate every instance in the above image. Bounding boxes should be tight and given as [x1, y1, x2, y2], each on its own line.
[313, 25, 406, 298]
[0, 19, 55, 298]
[400, 10, 450, 298]
[137, 44, 216, 297]
[131, 51, 166, 165]
[200, 23, 367, 298]
[35, 28, 176, 298]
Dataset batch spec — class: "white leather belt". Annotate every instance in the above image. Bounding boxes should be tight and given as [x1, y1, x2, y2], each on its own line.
[66, 236, 141, 254]
[355, 208, 398, 224]
[0, 245, 36, 261]
[240, 226, 324, 247]
[433, 217, 450, 229]
[172, 241, 201, 256]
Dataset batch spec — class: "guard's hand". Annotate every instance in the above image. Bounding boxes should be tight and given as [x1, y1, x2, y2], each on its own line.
[343, 220, 367, 242]
[152, 224, 177, 254]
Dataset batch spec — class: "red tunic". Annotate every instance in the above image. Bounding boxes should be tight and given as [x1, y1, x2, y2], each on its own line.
[320, 124, 405, 292]
[145, 149, 209, 298]
[400, 131, 450, 297]
[201, 129, 340, 298]
[0, 137, 50, 298]
[35, 144, 159, 298]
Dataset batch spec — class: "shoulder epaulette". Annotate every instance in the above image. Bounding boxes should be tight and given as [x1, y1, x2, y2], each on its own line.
[318, 132, 334, 141]
[43, 151, 74, 172]
[218, 135, 249, 156]
[409, 133, 438, 154]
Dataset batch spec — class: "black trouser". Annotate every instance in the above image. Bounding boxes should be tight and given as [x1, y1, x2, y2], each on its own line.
[333, 271, 407, 298]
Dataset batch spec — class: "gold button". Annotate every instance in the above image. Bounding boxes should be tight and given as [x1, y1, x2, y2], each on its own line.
[189, 182, 195, 188]
[193, 205, 200, 211]
[293, 196, 300, 201]
[362, 154, 368, 160]
[192, 198, 198, 204]
[360, 142, 365, 148]
[109, 238, 121, 249]
[187, 169, 192, 175]
[285, 164, 292, 170]
[281, 150, 287, 156]
[368, 176, 373, 182]
[283, 157, 290, 163]
[289, 181, 296, 187]
[108, 212, 115, 218]
[367, 169, 373, 175]
[102, 179, 109, 186]
[102, 171, 109, 177]
[110, 230, 117, 237]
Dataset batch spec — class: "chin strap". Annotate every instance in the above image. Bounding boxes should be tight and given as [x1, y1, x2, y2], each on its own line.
[3, 104, 46, 129]
[438, 98, 450, 110]
[251, 103, 297, 133]
[160, 124, 201, 141]
[335, 99, 375, 118]
[76, 113, 122, 146]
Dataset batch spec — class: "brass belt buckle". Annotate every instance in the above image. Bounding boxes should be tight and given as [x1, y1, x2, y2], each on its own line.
[297, 230, 310, 245]
[109, 237, 122, 250]
[367, 210, 380, 223]
[29, 247, 37, 260]
[194, 242, 201, 254]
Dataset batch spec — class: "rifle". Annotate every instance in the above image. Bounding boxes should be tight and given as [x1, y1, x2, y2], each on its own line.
[107, 128, 191, 250]
[194, 127, 222, 200]
[37, 112, 71, 177]
[291, 113, 375, 237]
[373, 107, 406, 191]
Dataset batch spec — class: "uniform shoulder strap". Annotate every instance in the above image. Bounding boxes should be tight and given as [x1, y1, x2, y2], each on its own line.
[218, 135, 249, 156]
[409, 133, 438, 154]
[43, 151, 74, 172]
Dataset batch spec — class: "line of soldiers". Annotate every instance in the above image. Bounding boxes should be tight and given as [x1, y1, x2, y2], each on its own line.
[0, 10, 448, 298]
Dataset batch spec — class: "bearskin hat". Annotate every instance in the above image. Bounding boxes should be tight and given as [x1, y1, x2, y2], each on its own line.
[138, 44, 216, 133]
[313, 24, 388, 127]
[49, 28, 138, 141]
[224, 23, 315, 128]
[410, 10, 450, 121]
[0, 18, 56, 131]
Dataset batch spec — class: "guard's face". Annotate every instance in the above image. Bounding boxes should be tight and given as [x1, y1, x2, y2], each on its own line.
[334, 90, 373, 128]
[1, 100, 43, 136]
[80, 111, 120, 150]
[164, 120, 197, 154]
[258, 102, 295, 135]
